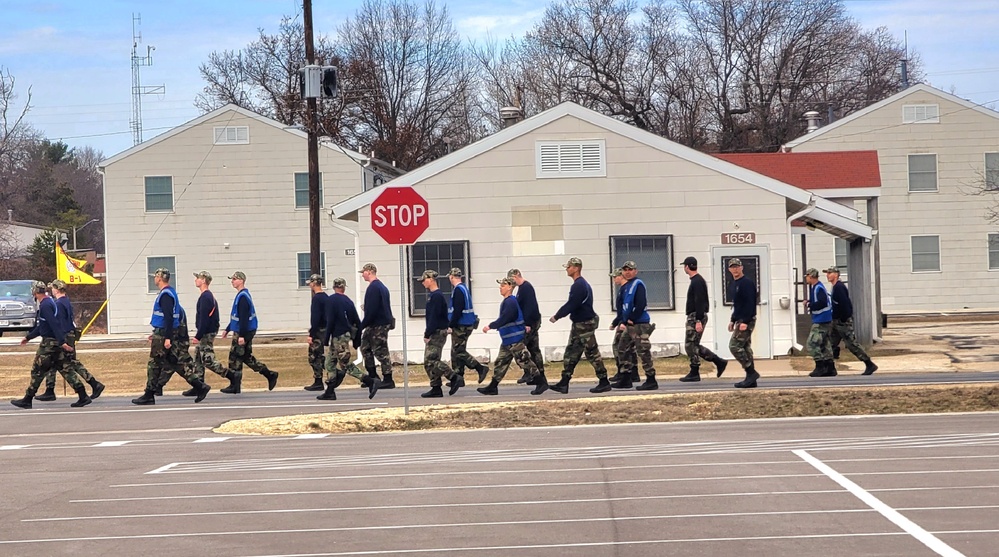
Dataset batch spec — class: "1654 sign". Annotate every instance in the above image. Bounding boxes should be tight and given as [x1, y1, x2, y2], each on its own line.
[721, 232, 756, 245]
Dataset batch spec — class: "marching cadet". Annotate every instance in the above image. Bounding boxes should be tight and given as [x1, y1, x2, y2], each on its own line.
[548, 257, 611, 394]
[509, 269, 545, 384]
[678, 256, 727, 382]
[318, 278, 378, 400]
[421, 270, 464, 397]
[10, 281, 91, 409]
[825, 267, 878, 375]
[727, 259, 759, 388]
[304, 274, 329, 391]
[358, 263, 395, 388]
[48, 279, 105, 398]
[191, 271, 240, 394]
[608, 268, 637, 386]
[804, 268, 835, 377]
[478, 277, 548, 396]
[616, 261, 658, 391]
[447, 267, 488, 383]
[222, 271, 279, 391]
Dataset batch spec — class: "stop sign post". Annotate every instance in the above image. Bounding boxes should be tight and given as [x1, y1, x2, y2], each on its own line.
[369, 186, 430, 415]
[370, 187, 429, 245]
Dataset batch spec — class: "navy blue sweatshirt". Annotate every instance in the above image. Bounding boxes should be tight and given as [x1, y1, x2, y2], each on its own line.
[425, 289, 449, 338]
[26, 297, 67, 344]
[360, 279, 393, 328]
[448, 284, 469, 329]
[729, 275, 757, 323]
[159, 292, 176, 339]
[489, 296, 521, 330]
[552, 277, 596, 323]
[195, 290, 220, 340]
[611, 287, 626, 327]
[324, 293, 361, 345]
[831, 281, 854, 320]
[55, 295, 77, 332]
[685, 273, 709, 320]
[515, 280, 541, 324]
[309, 291, 329, 337]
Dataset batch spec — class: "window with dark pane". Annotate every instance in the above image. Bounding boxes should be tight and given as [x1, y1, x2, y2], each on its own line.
[609, 235, 674, 310]
[407, 241, 470, 316]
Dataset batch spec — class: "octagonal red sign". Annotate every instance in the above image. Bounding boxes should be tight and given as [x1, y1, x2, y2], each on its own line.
[370, 187, 430, 245]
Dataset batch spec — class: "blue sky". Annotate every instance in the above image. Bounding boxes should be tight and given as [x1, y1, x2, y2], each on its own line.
[3, 0, 998, 158]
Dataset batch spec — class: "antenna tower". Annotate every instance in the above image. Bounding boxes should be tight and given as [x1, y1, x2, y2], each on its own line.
[130, 14, 165, 146]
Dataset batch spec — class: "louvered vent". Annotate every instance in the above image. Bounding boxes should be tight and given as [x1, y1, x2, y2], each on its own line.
[536, 141, 606, 178]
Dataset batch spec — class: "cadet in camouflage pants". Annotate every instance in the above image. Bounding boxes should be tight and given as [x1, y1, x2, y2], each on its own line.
[41, 328, 94, 397]
[728, 318, 756, 370]
[27, 338, 85, 396]
[450, 324, 484, 376]
[308, 328, 326, 382]
[807, 322, 834, 362]
[493, 340, 540, 382]
[831, 317, 870, 361]
[563, 317, 608, 379]
[685, 314, 719, 367]
[360, 324, 392, 377]
[227, 331, 272, 376]
[425, 329, 458, 386]
[147, 329, 196, 392]
[617, 322, 656, 379]
[321, 331, 378, 400]
[194, 334, 230, 380]
[611, 327, 636, 377]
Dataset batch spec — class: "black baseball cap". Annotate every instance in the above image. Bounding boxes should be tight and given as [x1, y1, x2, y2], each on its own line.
[681, 256, 697, 267]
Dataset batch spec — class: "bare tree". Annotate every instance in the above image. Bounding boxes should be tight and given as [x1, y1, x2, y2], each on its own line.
[1, 67, 40, 212]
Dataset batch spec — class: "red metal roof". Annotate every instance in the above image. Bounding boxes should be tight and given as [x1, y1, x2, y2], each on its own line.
[714, 150, 881, 190]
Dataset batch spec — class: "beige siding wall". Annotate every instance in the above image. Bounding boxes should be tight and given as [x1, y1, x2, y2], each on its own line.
[353, 115, 798, 358]
[102, 111, 367, 333]
[794, 93, 999, 313]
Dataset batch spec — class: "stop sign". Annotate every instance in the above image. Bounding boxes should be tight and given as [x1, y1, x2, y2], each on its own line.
[370, 187, 430, 245]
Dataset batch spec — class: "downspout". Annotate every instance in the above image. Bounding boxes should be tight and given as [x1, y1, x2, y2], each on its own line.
[786, 196, 818, 352]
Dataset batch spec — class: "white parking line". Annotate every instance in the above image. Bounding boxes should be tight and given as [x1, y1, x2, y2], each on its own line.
[92, 441, 130, 447]
[193, 437, 231, 443]
[293, 434, 329, 439]
[0, 445, 28, 450]
[795, 449, 966, 557]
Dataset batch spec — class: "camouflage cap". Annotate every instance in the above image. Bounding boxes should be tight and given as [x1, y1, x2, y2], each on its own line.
[306, 273, 324, 285]
[49, 279, 67, 290]
[332, 277, 347, 289]
[31, 280, 48, 293]
[193, 270, 212, 283]
[360, 263, 377, 273]
[496, 277, 516, 286]
[621, 260, 637, 270]
[562, 257, 583, 268]
[609, 268, 624, 277]
[447, 267, 463, 277]
[805, 268, 819, 278]
[823, 266, 841, 274]
[507, 268, 521, 278]
[152, 267, 171, 281]
[727, 258, 743, 268]
[228, 271, 246, 281]
[421, 269, 439, 280]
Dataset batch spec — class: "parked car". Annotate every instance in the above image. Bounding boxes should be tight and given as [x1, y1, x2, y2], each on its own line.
[0, 280, 38, 337]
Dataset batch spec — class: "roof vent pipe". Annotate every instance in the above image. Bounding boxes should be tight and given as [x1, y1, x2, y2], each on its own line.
[803, 110, 822, 133]
[499, 106, 523, 128]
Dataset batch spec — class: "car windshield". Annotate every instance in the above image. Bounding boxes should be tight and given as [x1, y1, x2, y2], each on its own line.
[1, 283, 32, 298]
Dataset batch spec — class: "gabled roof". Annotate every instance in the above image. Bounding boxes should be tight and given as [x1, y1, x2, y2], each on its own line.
[714, 151, 881, 190]
[331, 102, 862, 230]
[99, 104, 388, 170]
[784, 83, 999, 150]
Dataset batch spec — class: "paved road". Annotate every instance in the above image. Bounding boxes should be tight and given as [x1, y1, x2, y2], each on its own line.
[2, 372, 998, 556]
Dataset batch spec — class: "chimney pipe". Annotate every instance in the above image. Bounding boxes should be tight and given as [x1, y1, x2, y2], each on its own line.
[803, 110, 822, 133]
[499, 106, 523, 128]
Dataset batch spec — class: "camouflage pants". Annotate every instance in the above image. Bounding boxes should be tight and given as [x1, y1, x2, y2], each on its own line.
[160, 323, 197, 387]
[325, 332, 364, 382]
[45, 329, 92, 389]
[685, 313, 720, 366]
[194, 334, 230, 380]
[450, 324, 482, 373]
[523, 319, 545, 373]
[27, 338, 83, 396]
[831, 318, 870, 361]
[612, 328, 637, 374]
[617, 323, 656, 378]
[424, 329, 456, 387]
[308, 328, 327, 380]
[729, 318, 756, 370]
[360, 324, 392, 375]
[493, 341, 540, 382]
[147, 330, 193, 392]
[228, 331, 270, 374]
[563, 317, 608, 379]
[807, 322, 834, 361]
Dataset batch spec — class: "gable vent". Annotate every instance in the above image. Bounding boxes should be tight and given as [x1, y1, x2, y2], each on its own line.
[537, 141, 606, 178]
[213, 126, 250, 144]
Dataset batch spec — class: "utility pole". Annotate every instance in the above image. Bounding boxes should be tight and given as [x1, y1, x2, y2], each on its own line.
[130, 14, 164, 146]
[304, 0, 321, 275]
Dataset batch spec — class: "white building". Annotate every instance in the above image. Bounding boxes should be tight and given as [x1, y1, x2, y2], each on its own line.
[99, 105, 399, 333]
[331, 103, 874, 362]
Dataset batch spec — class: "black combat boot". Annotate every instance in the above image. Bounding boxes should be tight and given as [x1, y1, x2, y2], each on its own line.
[589, 377, 612, 393]
[809, 360, 825, 377]
[304, 378, 324, 391]
[70, 385, 92, 408]
[332, 370, 347, 388]
[476, 379, 500, 396]
[833, 346, 841, 360]
[713, 357, 728, 377]
[823, 360, 838, 377]
[475, 364, 490, 384]
[317, 380, 337, 400]
[10, 394, 33, 409]
[182, 387, 198, 396]
[862, 359, 878, 375]
[35, 386, 56, 402]
[88, 378, 105, 399]
[679, 365, 701, 383]
[516, 371, 532, 384]
[421, 385, 444, 398]
[734, 366, 760, 389]
[131, 390, 156, 405]
[549, 376, 570, 394]
[448, 374, 465, 396]
[220, 370, 241, 394]
[361, 375, 379, 399]
[530, 372, 549, 395]
[610, 374, 633, 389]
[154, 385, 164, 396]
[636, 376, 659, 391]
[379, 372, 396, 389]
[262, 369, 279, 390]
[629, 370, 641, 383]
[189, 379, 211, 403]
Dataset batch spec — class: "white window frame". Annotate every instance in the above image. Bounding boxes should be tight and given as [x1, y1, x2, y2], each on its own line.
[406, 240, 471, 317]
[907, 153, 938, 193]
[144, 175, 174, 213]
[536, 140, 606, 178]
[294, 172, 324, 209]
[902, 104, 940, 124]
[213, 126, 250, 145]
[989, 234, 999, 271]
[146, 256, 177, 294]
[834, 238, 849, 276]
[296, 252, 327, 287]
[609, 235, 675, 311]
[910, 235, 941, 273]
[985, 153, 999, 192]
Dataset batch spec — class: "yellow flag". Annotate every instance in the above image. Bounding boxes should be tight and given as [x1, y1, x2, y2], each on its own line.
[56, 241, 102, 285]
[68, 253, 88, 269]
